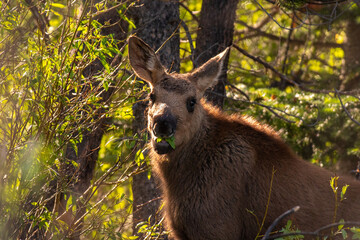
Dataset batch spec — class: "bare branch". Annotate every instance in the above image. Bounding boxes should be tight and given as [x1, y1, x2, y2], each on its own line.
[335, 88, 360, 126]
[262, 206, 300, 240]
[214, 87, 320, 126]
[232, 43, 360, 96]
[180, 20, 196, 66]
[264, 221, 360, 239]
[235, 20, 343, 49]
[228, 83, 251, 101]
[281, 16, 294, 74]
[179, 1, 200, 22]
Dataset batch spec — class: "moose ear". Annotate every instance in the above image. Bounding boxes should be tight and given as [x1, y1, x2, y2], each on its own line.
[190, 47, 230, 93]
[128, 36, 165, 84]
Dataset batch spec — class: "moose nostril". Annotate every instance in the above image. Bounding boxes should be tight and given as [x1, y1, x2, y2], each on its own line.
[153, 120, 175, 138]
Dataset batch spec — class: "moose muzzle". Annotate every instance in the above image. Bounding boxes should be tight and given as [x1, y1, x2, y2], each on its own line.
[151, 106, 177, 154]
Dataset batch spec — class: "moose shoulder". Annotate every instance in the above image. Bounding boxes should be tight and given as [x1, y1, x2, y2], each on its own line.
[128, 36, 360, 240]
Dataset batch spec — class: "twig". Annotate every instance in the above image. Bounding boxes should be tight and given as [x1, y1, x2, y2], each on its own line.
[24, 0, 49, 41]
[133, 197, 163, 214]
[304, 0, 349, 5]
[261, 206, 300, 240]
[228, 83, 251, 101]
[155, 18, 182, 55]
[254, 7, 280, 29]
[335, 88, 360, 126]
[234, 25, 343, 49]
[253, 101, 319, 126]
[281, 16, 294, 75]
[251, 0, 304, 30]
[180, 20, 196, 66]
[256, 167, 277, 239]
[213, 87, 320, 126]
[233, 44, 299, 87]
[179, 1, 199, 22]
[232, 43, 360, 96]
[264, 221, 360, 239]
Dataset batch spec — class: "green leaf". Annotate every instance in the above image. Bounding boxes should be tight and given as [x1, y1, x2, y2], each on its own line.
[147, 168, 152, 180]
[51, 3, 66, 8]
[135, 149, 145, 166]
[71, 160, 79, 168]
[341, 185, 349, 201]
[330, 176, 339, 193]
[338, 219, 345, 231]
[350, 227, 360, 239]
[157, 136, 176, 149]
[341, 229, 347, 239]
[166, 136, 176, 149]
[103, 80, 109, 91]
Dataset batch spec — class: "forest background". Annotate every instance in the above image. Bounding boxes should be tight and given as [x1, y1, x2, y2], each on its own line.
[0, 0, 360, 239]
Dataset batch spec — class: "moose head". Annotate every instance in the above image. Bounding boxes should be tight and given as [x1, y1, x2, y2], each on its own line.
[128, 36, 229, 154]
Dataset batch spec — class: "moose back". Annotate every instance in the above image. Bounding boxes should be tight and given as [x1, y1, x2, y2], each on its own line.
[128, 36, 360, 240]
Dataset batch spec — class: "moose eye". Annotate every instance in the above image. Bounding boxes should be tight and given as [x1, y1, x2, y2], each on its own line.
[186, 97, 196, 113]
[149, 93, 156, 103]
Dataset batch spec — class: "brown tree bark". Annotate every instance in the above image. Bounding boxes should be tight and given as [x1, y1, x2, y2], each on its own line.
[128, 0, 180, 237]
[337, 10, 360, 173]
[194, 0, 239, 108]
[340, 12, 360, 91]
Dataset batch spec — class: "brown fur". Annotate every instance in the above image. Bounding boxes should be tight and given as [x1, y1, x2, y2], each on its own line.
[128, 36, 360, 240]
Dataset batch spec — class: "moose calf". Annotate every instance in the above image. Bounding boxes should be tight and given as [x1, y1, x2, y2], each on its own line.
[128, 36, 360, 240]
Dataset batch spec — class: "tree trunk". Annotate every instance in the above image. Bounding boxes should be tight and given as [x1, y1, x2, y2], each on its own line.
[340, 13, 360, 91]
[129, 0, 180, 237]
[337, 10, 360, 173]
[194, 0, 239, 108]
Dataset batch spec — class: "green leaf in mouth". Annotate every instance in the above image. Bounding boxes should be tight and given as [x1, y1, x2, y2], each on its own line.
[156, 135, 176, 149]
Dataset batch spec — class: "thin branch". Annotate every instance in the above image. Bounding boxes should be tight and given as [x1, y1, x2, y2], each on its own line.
[232, 43, 360, 96]
[264, 221, 360, 239]
[235, 20, 343, 49]
[261, 206, 300, 240]
[155, 19, 182, 55]
[233, 44, 299, 87]
[251, 0, 304, 30]
[90, 0, 134, 18]
[281, 16, 294, 74]
[179, 1, 199, 22]
[217, 88, 320, 126]
[24, 0, 49, 41]
[180, 20, 195, 66]
[254, 7, 280, 29]
[304, 0, 349, 5]
[256, 167, 276, 239]
[228, 83, 251, 101]
[253, 0, 352, 30]
[335, 88, 360, 126]
[252, 101, 319, 126]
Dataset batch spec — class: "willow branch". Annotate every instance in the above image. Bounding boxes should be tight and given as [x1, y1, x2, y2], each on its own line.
[24, 0, 49, 41]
